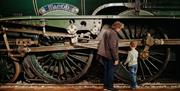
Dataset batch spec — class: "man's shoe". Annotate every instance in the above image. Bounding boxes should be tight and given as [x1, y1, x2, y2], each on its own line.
[104, 88, 108, 91]
[104, 86, 108, 91]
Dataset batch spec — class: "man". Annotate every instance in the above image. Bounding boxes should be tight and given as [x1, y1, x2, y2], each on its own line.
[97, 21, 124, 91]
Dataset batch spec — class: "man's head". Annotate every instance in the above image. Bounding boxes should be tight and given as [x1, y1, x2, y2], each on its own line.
[111, 21, 124, 32]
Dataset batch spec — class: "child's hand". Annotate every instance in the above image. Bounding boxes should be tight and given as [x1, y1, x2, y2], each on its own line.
[120, 62, 123, 65]
[114, 60, 119, 65]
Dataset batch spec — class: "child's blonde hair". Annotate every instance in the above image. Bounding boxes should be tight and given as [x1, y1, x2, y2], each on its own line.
[130, 41, 137, 48]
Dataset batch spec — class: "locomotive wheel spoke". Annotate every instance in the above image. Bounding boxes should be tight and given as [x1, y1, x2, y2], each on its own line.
[114, 23, 170, 83]
[139, 61, 145, 80]
[26, 49, 93, 83]
[146, 58, 159, 71]
[41, 56, 51, 67]
[61, 60, 68, 79]
[58, 62, 62, 78]
[149, 55, 163, 64]
[68, 54, 87, 64]
[64, 59, 76, 75]
[150, 51, 165, 56]
[52, 61, 57, 76]
[67, 56, 83, 71]
[142, 60, 153, 76]
[0, 56, 20, 83]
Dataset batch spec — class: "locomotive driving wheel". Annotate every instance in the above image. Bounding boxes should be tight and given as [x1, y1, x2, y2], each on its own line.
[0, 56, 20, 83]
[24, 49, 93, 83]
[114, 22, 170, 83]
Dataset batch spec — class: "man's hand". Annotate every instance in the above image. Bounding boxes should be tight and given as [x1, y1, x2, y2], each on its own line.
[114, 60, 119, 65]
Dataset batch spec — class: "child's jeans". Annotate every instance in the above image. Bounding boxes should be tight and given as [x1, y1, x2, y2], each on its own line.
[129, 64, 138, 88]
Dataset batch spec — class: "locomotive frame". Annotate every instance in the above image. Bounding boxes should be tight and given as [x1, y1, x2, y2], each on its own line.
[1, 1, 180, 84]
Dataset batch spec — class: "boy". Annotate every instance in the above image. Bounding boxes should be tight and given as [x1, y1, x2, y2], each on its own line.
[124, 41, 138, 89]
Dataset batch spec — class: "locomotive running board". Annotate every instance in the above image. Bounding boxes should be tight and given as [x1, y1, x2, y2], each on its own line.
[74, 39, 180, 49]
[1, 15, 180, 21]
[1, 39, 180, 53]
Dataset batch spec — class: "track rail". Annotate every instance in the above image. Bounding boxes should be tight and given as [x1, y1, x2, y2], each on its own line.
[1, 83, 180, 89]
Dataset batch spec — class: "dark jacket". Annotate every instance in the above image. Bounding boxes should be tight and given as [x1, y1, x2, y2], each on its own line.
[97, 28, 119, 61]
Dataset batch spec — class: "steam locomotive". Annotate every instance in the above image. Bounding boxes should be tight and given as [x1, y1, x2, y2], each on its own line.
[0, 0, 180, 84]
